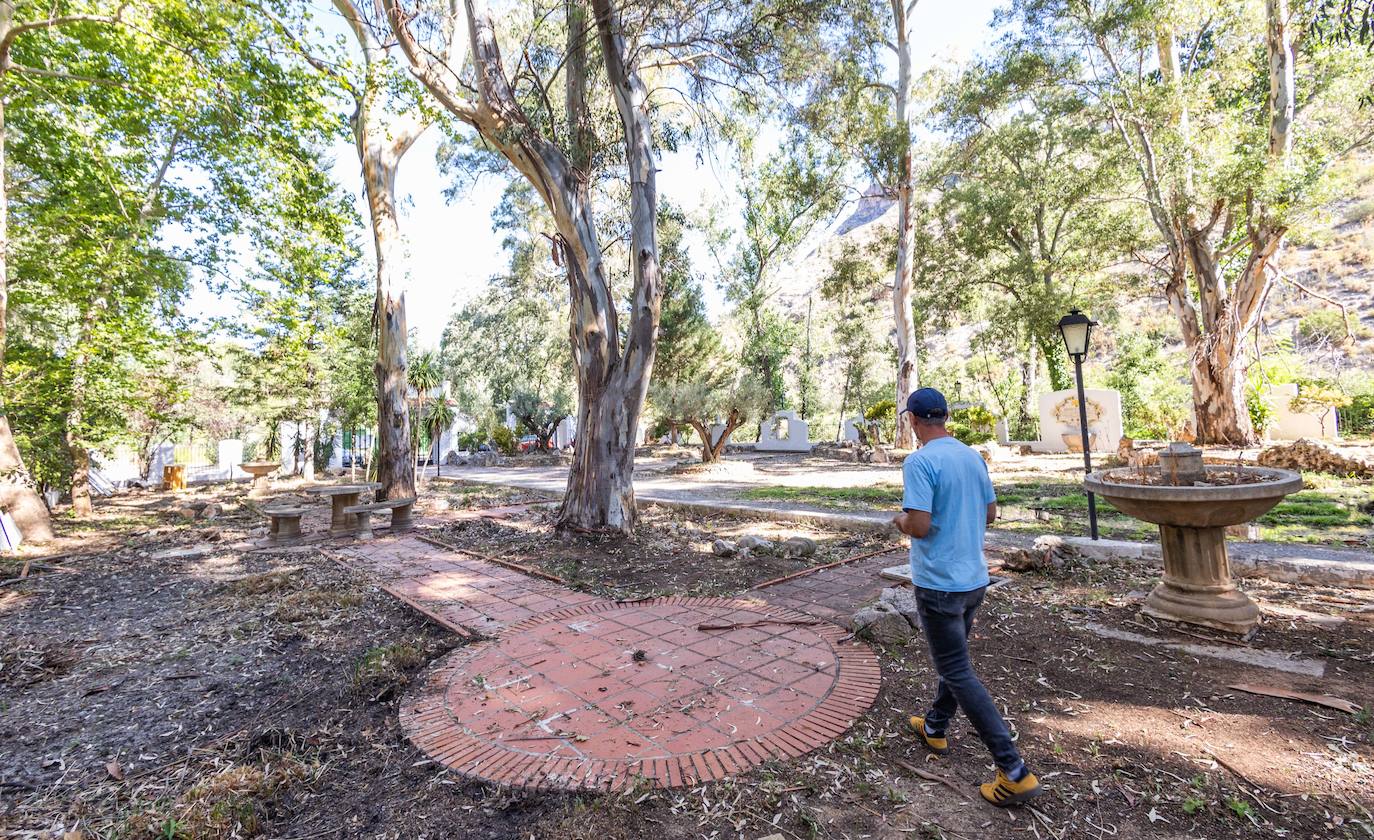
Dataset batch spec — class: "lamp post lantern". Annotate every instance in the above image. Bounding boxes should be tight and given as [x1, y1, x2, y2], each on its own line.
[1057, 309, 1100, 540]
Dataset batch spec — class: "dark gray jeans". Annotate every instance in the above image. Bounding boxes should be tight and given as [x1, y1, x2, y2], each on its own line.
[914, 585, 1024, 774]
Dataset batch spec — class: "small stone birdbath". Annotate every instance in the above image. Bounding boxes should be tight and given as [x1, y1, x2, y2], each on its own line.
[304, 482, 383, 535]
[239, 462, 281, 498]
[1084, 443, 1302, 634]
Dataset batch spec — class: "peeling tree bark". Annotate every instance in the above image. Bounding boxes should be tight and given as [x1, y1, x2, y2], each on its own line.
[890, 0, 919, 449]
[385, 0, 661, 534]
[332, 0, 429, 502]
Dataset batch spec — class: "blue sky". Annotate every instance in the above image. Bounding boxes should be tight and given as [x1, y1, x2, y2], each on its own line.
[187, 0, 1005, 349]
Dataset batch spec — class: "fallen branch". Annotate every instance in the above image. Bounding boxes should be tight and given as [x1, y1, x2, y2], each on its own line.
[894, 758, 969, 799]
[1227, 683, 1361, 714]
[696, 619, 820, 632]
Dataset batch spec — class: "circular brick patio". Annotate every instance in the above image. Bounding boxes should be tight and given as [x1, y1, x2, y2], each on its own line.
[400, 597, 881, 792]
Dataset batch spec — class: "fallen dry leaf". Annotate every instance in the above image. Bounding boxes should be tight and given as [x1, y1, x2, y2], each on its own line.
[105, 761, 123, 781]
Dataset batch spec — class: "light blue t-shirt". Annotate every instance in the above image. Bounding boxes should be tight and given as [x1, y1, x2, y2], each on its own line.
[902, 436, 997, 592]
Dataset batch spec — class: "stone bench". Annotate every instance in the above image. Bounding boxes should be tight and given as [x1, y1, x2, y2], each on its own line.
[341, 497, 417, 539]
[263, 506, 310, 544]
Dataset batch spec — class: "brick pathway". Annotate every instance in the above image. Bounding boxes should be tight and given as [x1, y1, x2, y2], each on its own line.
[338, 535, 602, 638]
[400, 597, 881, 792]
[749, 549, 908, 624]
[343, 535, 883, 791]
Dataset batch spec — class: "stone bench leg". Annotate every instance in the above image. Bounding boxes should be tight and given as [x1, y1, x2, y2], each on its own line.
[351, 511, 374, 540]
[270, 515, 303, 543]
[391, 504, 414, 532]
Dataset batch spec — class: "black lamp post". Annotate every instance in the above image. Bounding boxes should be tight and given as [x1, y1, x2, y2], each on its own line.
[1057, 309, 1099, 540]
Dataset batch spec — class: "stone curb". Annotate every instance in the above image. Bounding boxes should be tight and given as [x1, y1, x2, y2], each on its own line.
[1063, 536, 1374, 589]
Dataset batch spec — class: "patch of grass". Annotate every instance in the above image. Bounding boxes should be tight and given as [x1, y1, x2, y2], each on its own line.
[351, 641, 429, 697]
[271, 587, 365, 623]
[227, 569, 302, 595]
[124, 754, 312, 839]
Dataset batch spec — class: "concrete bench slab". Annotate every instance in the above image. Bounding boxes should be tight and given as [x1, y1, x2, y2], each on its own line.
[342, 496, 417, 538]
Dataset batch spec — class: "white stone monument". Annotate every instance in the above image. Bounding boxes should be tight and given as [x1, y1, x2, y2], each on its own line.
[1034, 389, 1122, 454]
[1267, 383, 1339, 440]
[841, 417, 864, 442]
[756, 410, 813, 453]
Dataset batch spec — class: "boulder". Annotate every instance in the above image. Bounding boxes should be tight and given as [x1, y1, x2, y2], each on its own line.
[444, 450, 460, 466]
[737, 535, 775, 552]
[780, 536, 817, 558]
[710, 539, 737, 557]
[972, 442, 1008, 463]
[851, 602, 912, 644]
[196, 503, 222, 521]
[878, 586, 921, 625]
[174, 506, 199, 520]
[1001, 534, 1069, 572]
[1258, 438, 1374, 478]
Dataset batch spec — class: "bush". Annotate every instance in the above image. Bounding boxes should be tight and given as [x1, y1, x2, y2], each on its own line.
[1295, 309, 1348, 346]
[947, 420, 993, 446]
[1246, 385, 1277, 437]
[1338, 393, 1374, 438]
[489, 425, 518, 456]
[864, 399, 896, 443]
[455, 430, 486, 452]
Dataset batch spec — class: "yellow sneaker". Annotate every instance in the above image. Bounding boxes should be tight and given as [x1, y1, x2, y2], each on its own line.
[908, 716, 950, 755]
[980, 768, 1042, 807]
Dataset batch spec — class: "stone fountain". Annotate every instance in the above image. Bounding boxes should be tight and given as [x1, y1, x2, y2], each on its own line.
[239, 461, 280, 498]
[1084, 443, 1302, 634]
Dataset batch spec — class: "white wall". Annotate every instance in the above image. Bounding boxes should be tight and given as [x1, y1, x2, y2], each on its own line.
[1267, 383, 1339, 440]
[1033, 388, 1123, 453]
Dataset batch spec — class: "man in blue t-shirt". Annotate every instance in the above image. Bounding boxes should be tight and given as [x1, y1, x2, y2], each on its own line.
[891, 388, 1041, 807]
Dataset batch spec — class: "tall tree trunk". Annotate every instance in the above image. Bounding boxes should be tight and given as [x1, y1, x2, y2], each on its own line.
[339, 4, 430, 502]
[66, 328, 94, 516]
[890, 0, 919, 449]
[0, 28, 54, 540]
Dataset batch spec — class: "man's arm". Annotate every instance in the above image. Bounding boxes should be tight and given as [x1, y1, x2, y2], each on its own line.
[892, 509, 932, 538]
[986, 502, 997, 526]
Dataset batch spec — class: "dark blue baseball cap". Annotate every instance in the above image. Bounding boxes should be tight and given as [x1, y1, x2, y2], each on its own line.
[905, 387, 948, 419]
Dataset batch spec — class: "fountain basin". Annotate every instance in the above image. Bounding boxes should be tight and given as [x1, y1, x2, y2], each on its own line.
[1084, 466, 1303, 528]
[1084, 465, 1302, 634]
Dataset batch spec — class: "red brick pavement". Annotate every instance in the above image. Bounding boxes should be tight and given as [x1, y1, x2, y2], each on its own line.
[338, 535, 603, 638]
[748, 550, 908, 624]
[399, 597, 881, 792]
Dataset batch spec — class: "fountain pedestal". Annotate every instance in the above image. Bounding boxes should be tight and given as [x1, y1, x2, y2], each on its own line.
[1145, 524, 1260, 634]
[1085, 460, 1302, 635]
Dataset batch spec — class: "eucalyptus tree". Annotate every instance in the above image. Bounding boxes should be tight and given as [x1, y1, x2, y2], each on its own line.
[797, 0, 924, 448]
[717, 137, 841, 415]
[927, 49, 1140, 400]
[272, 0, 447, 501]
[1017, 0, 1374, 444]
[819, 244, 885, 440]
[384, 0, 828, 532]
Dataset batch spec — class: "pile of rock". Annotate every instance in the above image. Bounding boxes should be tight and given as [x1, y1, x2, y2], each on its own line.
[850, 587, 922, 644]
[710, 534, 817, 559]
[1257, 438, 1374, 477]
[174, 499, 222, 521]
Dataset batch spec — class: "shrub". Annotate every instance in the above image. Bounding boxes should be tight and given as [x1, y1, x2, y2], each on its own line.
[864, 399, 896, 443]
[1338, 392, 1374, 438]
[455, 430, 486, 452]
[947, 420, 993, 446]
[1246, 385, 1277, 436]
[1295, 309, 1348, 346]
[1341, 197, 1374, 225]
[490, 425, 518, 456]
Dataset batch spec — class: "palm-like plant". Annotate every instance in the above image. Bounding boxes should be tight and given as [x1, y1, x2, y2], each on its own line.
[408, 351, 442, 474]
[425, 399, 458, 478]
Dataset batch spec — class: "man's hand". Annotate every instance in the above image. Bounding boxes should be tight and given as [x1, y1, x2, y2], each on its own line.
[987, 502, 998, 526]
[892, 509, 932, 538]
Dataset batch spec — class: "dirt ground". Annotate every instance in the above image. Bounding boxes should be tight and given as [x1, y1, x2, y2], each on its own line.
[2, 479, 1372, 839]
